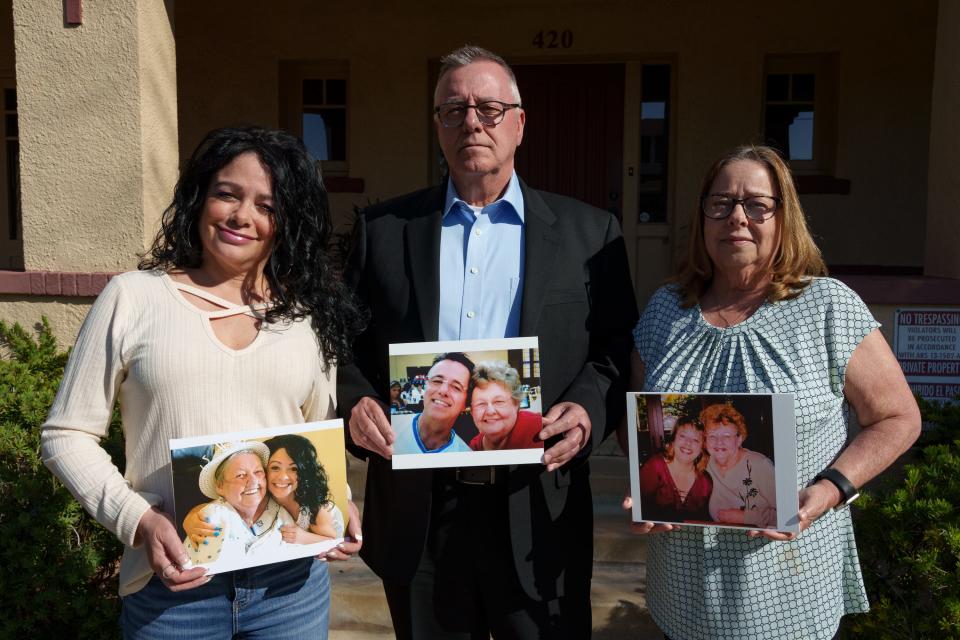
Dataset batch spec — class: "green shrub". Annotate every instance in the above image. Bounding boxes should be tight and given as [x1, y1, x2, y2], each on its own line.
[0, 319, 124, 639]
[849, 398, 960, 639]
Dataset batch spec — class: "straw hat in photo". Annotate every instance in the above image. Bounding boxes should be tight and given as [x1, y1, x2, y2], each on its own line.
[197, 440, 270, 500]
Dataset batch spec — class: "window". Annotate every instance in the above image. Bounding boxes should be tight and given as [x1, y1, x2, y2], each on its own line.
[279, 61, 349, 176]
[763, 55, 838, 175]
[0, 79, 22, 269]
[638, 64, 672, 224]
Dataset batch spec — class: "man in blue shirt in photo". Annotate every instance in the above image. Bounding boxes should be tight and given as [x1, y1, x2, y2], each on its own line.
[393, 353, 474, 455]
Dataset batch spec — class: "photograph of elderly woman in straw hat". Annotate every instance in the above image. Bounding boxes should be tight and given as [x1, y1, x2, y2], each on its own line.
[389, 337, 543, 469]
[171, 420, 348, 574]
[180, 441, 294, 567]
[184, 433, 345, 548]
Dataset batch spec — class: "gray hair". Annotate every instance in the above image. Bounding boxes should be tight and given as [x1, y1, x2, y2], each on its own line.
[472, 360, 523, 401]
[435, 45, 522, 104]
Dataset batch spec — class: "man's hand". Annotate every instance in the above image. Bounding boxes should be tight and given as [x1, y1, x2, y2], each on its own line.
[349, 397, 394, 459]
[540, 401, 591, 472]
[324, 500, 363, 562]
[135, 507, 209, 591]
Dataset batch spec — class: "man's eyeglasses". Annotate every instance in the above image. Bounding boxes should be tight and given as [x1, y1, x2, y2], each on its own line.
[435, 101, 521, 128]
[427, 375, 465, 395]
[701, 195, 781, 221]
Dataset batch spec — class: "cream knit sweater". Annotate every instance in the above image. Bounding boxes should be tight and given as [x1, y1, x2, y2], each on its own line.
[41, 270, 336, 596]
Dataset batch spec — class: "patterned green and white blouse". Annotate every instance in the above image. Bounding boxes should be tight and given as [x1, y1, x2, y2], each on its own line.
[635, 278, 877, 640]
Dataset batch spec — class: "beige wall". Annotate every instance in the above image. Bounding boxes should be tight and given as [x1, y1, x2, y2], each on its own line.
[0, 296, 91, 349]
[176, 0, 936, 268]
[12, 0, 178, 272]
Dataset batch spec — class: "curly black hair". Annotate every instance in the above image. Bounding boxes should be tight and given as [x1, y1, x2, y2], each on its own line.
[264, 434, 331, 519]
[139, 126, 365, 366]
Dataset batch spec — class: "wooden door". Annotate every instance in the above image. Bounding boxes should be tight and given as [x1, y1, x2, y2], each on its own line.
[512, 64, 625, 219]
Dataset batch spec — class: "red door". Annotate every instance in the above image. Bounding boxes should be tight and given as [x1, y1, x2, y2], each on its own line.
[512, 63, 625, 219]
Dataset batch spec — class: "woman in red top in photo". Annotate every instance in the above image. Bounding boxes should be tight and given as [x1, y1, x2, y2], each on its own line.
[468, 361, 542, 451]
[638, 420, 713, 522]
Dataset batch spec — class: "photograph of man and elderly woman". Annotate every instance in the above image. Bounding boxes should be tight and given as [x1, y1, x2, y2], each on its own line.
[388, 337, 544, 468]
[628, 393, 797, 531]
[169, 422, 348, 573]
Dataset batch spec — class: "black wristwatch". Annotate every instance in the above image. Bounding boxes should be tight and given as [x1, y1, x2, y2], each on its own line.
[813, 468, 860, 510]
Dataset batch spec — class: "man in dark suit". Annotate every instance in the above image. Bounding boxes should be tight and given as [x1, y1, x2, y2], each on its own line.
[338, 45, 638, 639]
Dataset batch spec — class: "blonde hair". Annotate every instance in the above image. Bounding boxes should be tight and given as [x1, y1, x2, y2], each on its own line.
[472, 360, 523, 401]
[673, 145, 827, 308]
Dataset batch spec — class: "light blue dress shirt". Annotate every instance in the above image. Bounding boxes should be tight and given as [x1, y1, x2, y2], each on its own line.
[438, 172, 525, 341]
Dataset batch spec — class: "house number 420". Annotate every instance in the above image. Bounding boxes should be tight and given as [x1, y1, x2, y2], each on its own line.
[532, 30, 573, 49]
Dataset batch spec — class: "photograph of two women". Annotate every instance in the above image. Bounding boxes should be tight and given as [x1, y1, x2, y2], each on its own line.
[626, 392, 799, 534]
[168, 420, 348, 574]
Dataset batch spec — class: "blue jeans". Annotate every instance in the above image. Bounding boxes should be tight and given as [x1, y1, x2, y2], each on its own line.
[121, 558, 330, 639]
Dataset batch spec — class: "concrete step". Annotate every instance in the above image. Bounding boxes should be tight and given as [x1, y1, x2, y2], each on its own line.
[328, 560, 393, 635]
[329, 559, 659, 638]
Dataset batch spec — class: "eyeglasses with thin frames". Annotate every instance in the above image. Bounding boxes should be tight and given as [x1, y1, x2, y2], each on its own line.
[701, 194, 781, 221]
[435, 100, 522, 128]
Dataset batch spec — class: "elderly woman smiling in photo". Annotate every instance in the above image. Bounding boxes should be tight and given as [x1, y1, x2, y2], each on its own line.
[185, 434, 345, 549]
[700, 402, 776, 528]
[41, 126, 365, 639]
[183, 441, 296, 566]
[622, 144, 920, 639]
[468, 360, 542, 451]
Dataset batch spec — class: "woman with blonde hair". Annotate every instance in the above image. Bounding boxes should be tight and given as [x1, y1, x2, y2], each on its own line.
[622, 145, 920, 639]
[637, 418, 712, 523]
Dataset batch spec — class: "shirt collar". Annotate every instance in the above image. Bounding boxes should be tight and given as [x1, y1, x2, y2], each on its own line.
[442, 172, 525, 224]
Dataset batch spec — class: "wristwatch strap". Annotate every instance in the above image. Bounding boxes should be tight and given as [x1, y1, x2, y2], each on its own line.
[814, 467, 860, 509]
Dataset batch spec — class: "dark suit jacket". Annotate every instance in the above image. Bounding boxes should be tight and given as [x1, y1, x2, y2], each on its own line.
[337, 179, 638, 601]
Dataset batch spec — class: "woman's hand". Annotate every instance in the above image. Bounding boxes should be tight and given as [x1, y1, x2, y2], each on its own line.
[183, 504, 220, 547]
[280, 524, 313, 545]
[622, 495, 680, 534]
[136, 507, 209, 591]
[746, 483, 838, 541]
[323, 500, 362, 562]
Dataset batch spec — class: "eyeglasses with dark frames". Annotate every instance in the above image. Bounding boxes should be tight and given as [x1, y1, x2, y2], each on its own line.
[434, 100, 522, 128]
[701, 194, 781, 221]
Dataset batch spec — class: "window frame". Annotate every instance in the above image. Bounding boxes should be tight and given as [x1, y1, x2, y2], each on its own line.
[762, 54, 838, 176]
[279, 60, 350, 176]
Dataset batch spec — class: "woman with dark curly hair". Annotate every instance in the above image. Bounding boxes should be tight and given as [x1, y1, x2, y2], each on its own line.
[41, 126, 365, 639]
[265, 434, 345, 542]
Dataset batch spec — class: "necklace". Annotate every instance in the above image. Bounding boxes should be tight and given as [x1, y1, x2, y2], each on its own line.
[700, 291, 767, 328]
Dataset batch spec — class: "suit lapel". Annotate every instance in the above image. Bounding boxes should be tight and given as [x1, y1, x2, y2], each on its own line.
[405, 187, 444, 341]
[519, 183, 560, 336]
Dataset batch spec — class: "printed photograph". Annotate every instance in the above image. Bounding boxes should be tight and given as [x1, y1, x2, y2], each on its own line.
[626, 392, 799, 533]
[390, 337, 543, 469]
[169, 419, 348, 574]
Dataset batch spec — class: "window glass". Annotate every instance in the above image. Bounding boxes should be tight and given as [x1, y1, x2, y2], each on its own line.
[764, 72, 816, 162]
[638, 64, 671, 224]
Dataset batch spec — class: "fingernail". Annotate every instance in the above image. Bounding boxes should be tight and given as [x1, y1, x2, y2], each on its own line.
[213, 531, 220, 537]
[181, 559, 194, 569]
[203, 540, 209, 545]
[337, 543, 346, 550]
